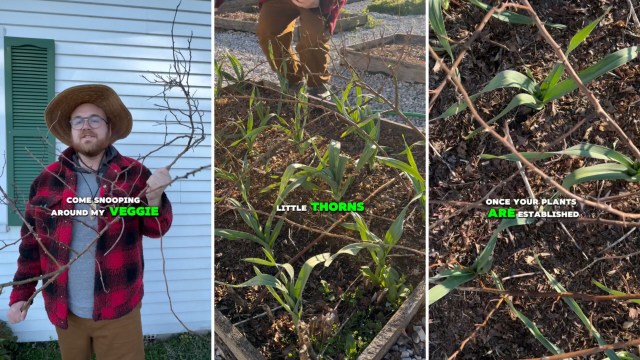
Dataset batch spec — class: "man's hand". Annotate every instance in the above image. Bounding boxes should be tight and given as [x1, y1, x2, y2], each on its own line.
[146, 167, 171, 207]
[7, 301, 28, 324]
[291, 0, 319, 8]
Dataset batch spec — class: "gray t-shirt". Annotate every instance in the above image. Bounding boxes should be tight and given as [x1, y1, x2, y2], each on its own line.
[68, 146, 116, 319]
[68, 170, 99, 318]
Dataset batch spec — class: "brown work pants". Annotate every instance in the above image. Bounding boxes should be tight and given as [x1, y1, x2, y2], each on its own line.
[55, 303, 144, 360]
[257, 0, 331, 87]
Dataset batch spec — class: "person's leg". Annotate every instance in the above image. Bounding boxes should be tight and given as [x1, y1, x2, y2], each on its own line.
[257, 0, 302, 85]
[296, 9, 331, 88]
[91, 304, 144, 360]
[56, 312, 93, 360]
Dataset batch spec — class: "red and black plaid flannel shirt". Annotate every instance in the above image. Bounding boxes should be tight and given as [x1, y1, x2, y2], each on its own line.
[9, 146, 172, 329]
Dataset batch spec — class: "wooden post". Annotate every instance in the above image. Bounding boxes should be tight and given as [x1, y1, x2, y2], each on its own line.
[359, 279, 426, 360]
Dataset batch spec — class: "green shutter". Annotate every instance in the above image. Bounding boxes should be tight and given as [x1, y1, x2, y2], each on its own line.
[5, 37, 55, 226]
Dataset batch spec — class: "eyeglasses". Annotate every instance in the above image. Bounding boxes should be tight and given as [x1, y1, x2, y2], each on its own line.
[69, 115, 108, 130]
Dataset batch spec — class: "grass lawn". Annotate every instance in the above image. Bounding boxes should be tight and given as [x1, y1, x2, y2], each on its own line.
[12, 332, 211, 360]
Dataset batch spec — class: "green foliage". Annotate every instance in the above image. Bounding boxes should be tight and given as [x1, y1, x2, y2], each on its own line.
[481, 143, 640, 189]
[536, 256, 620, 360]
[431, 143, 640, 306]
[429, 0, 565, 78]
[333, 78, 383, 172]
[368, 0, 425, 16]
[230, 87, 274, 154]
[326, 206, 413, 305]
[221, 253, 331, 328]
[275, 84, 316, 155]
[377, 139, 425, 214]
[0, 321, 17, 360]
[273, 141, 355, 202]
[435, 10, 639, 139]
[214, 51, 246, 94]
[214, 198, 284, 257]
[492, 273, 564, 355]
[466, 0, 566, 29]
[319, 279, 336, 302]
[314, 288, 385, 359]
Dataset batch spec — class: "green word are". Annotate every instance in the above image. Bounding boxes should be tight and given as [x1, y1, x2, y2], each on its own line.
[109, 206, 159, 217]
[486, 207, 516, 218]
[309, 202, 364, 212]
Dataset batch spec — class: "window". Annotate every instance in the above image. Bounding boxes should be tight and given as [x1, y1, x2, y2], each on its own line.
[4, 37, 55, 226]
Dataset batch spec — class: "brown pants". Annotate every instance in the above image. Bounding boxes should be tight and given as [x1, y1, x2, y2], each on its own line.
[55, 304, 144, 360]
[257, 0, 331, 87]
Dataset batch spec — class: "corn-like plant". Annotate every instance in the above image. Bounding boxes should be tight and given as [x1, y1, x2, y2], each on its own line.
[218, 252, 331, 358]
[435, 9, 640, 139]
[481, 143, 640, 187]
[491, 272, 564, 355]
[325, 205, 413, 305]
[536, 256, 621, 360]
[272, 140, 354, 202]
[430, 143, 640, 306]
[229, 87, 274, 154]
[332, 78, 383, 172]
[215, 50, 246, 89]
[376, 139, 425, 214]
[214, 198, 284, 258]
[275, 85, 316, 155]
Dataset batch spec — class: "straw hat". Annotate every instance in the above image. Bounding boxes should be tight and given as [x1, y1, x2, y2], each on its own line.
[45, 84, 132, 146]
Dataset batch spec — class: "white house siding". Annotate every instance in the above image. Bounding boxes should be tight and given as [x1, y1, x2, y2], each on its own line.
[0, 0, 211, 341]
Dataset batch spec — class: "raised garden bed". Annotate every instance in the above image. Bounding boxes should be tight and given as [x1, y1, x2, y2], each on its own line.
[340, 34, 425, 83]
[213, 80, 425, 359]
[215, 6, 259, 33]
[214, 9, 368, 38]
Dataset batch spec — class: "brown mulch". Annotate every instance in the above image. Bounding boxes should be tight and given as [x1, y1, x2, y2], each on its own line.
[430, 0, 640, 359]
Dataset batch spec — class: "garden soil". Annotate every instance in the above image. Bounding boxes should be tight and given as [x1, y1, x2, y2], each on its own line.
[430, 0, 640, 358]
[215, 83, 426, 358]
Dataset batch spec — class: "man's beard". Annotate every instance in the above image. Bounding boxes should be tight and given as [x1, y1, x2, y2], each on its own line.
[72, 131, 109, 157]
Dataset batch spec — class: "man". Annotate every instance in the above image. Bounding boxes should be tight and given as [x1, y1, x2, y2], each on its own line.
[216, 0, 346, 98]
[6, 84, 173, 360]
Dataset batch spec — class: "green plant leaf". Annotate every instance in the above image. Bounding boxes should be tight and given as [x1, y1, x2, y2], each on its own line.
[481, 143, 634, 167]
[243, 257, 277, 266]
[324, 242, 380, 267]
[592, 280, 640, 304]
[384, 206, 409, 247]
[544, 46, 640, 103]
[536, 256, 620, 360]
[230, 126, 271, 147]
[293, 253, 331, 299]
[214, 229, 267, 248]
[435, 70, 538, 120]
[429, 0, 454, 62]
[541, 10, 608, 92]
[567, 9, 610, 55]
[466, 0, 566, 29]
[472, 217, 531, 274]
[492, 272, 564, 355]
[227, 198, 262, 238]
[377, 156, 422, 180]
[465, 93, 543, 139]
[609, 351, 640, 360]
[562, 163, 634, 189]
[428, 272, 476, 306]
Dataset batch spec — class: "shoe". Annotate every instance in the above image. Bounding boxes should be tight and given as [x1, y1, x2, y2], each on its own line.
[307, 83, 332, 100]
